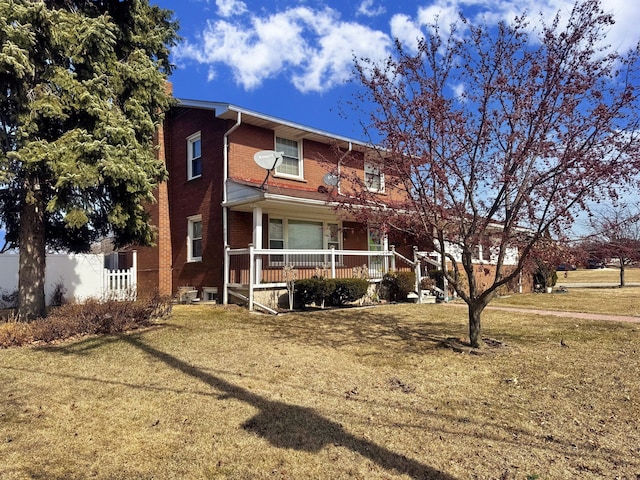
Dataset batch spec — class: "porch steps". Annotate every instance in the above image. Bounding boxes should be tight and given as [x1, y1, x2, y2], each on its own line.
[228, 290, 279, 315]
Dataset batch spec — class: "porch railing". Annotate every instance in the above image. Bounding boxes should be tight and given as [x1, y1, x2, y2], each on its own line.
[224, 245, 419, 310]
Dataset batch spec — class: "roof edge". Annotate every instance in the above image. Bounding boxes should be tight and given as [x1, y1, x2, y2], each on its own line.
[176, 98, 370, 150]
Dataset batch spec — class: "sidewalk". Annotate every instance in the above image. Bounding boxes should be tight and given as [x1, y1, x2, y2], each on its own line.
[444, 303, 640, 324]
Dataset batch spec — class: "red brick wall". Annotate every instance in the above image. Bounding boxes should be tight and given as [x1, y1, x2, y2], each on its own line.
[165, 107, 228, 294]
[227, 125, 341, 192]
[135, 104, 173, 298]
[228, 211, 253, 248]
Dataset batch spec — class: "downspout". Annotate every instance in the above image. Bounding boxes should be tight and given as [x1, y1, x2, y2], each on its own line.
[223, 112, 242, 305]
[337, 141, 352, 195]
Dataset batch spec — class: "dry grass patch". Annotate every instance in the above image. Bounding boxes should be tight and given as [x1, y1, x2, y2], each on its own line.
[558, 267, 640, 284]
[493, 286, 640, 317]
[1, 303, 639, 479]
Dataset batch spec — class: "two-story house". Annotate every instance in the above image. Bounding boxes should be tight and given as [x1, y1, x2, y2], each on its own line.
[135, 98, 423, 311]
[135, 98, 530, 311]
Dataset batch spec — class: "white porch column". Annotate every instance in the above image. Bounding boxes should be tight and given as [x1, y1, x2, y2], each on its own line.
[248, 244, 255, 311]
[253, 206, 263, 287]
[252, 206, 263, 249]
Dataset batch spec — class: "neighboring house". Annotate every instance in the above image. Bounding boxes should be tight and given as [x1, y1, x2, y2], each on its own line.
[134, 98, 529, 310]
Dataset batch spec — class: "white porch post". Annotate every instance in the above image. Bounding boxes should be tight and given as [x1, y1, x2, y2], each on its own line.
[223, 245, 230, 305]
[248, 243, 255, 311]
[253, 206, 263, 287]
[389, 244, 395, 272]
[414, 246, 421, 303]
[330, 246, 336, 278]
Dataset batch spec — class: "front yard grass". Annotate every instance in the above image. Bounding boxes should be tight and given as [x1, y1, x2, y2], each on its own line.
[1, 303, 639, 479]
[557, 267, 640, 284]
[492, 286, 640, 317]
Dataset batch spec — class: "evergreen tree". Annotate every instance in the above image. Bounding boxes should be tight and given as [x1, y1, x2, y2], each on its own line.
[0, 0, 179, 319]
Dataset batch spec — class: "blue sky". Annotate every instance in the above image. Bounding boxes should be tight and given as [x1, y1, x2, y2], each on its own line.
[155, 0, 640, 141]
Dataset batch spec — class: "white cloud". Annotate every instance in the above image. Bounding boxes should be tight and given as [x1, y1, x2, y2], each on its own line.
[293, 20, 391, 92]
[390, 14, 424, 53]
[357, 0, 385, 17]
[176, 6, 391, 93]
[405, 0, 640, 52]
[215, 0, 247, 18]
[177, 0, 640, 94]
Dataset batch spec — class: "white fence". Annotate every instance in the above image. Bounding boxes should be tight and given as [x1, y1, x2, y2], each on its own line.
[0, 252, 137, 307]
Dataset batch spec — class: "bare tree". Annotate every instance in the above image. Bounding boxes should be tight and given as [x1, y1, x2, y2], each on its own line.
[339, 0, 640, 347]
[581, 204, 640, 286]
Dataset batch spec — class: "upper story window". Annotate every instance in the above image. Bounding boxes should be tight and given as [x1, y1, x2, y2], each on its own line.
[364, 161, 384, 192]
[275, 136, 302, 179]
[187, 132, 202, 180]
[187, 215, 202, 262]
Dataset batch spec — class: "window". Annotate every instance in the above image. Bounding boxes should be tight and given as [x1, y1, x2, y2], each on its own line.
[327, 224, 340, 250]
[275, 137, 302, 178]
[368, 228, 385, 277]
[364, 161, 384, 192]
[187, 132, 202, 180]
[187, 216, 202, 262]
[268, 218, 341, 264]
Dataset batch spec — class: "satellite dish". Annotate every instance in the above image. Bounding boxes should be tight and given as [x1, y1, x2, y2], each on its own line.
[322, 173, 339, 186]
[254, 150, 283, 170]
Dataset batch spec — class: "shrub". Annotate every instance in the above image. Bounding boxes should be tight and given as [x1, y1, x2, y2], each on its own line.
[327, 278, 369, 306]
[294, 277, 370, 308]
[0, 295, 172, 348]
[294, 277, 333, 308]
[382, 271, 416, 301]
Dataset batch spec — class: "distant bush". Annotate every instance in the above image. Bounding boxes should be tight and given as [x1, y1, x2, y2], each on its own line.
[0, 295, 172, 348]
[382, 271, 416, 301]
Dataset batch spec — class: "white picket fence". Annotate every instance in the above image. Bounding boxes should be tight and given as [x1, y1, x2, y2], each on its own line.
[0, 251, 137, 307]
[103, 253, 137, 301]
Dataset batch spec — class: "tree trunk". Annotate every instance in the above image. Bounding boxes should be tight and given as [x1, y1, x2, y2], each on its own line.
[17, 190, 47, 321]
[620, 264, 625, 287]
[468, 301, 486, 349]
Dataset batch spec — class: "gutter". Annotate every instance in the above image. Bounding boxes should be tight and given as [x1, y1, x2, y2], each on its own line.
[222, 112, 242, 305]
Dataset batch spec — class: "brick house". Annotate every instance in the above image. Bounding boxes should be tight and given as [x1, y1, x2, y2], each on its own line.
[135, 99, 528, 310]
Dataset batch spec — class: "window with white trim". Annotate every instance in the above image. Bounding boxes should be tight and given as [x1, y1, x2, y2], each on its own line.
[364, 161, 384, 192]
[187, 132, 202, 180]
[268, 217, 340, 264]
[368, 228, 385, 277]
[187, 216, 202, 262]
[275, 137, 302, 178]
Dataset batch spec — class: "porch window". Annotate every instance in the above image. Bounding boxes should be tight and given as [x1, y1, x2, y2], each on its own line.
[275, 137, 302, 178]
[364, 161, 384, 192]
[368, 228, 385, 277]
[187, 132, 202, 180]
[268, 218, 341, 265]
[187, 215, 202, 262]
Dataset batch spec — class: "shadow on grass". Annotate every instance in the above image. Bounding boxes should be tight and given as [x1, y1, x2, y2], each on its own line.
[119, 334, 457, 480]
[252, 305, 469, 354]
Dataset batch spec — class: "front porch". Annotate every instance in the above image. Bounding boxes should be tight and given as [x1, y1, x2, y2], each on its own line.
[224, 245, 443, 313]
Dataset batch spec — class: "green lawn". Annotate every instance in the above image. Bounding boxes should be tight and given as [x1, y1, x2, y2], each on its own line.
[1, 303, 639, 479]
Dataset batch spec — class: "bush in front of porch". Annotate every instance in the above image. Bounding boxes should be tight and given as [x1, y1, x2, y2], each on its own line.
[294, 278, 369, 309]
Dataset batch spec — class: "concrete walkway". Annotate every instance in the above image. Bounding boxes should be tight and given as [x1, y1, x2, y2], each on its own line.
[444, 303, 640, 324]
